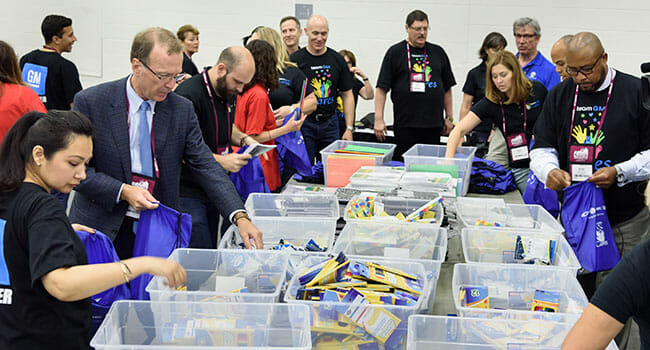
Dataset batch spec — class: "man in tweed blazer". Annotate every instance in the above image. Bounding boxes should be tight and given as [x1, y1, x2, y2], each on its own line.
[69, 27, 262, 257]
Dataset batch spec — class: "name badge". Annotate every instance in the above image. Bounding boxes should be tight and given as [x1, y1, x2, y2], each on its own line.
[410, 72, 425, 93]
[510, 146, 529, 162]
[506, 133, 529, 162]
[126, 173, 156, 219]
[570, 164, 593, 182]
[569, 145, 594, 182]
[217, 146, 229, 156]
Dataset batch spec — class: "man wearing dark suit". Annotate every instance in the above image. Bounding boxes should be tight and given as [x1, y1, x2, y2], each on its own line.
[69, 27, 262, 258]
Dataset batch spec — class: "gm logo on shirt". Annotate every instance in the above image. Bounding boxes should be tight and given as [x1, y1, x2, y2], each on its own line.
[0, 219, 13, 305]
[21, 63, 48, 96]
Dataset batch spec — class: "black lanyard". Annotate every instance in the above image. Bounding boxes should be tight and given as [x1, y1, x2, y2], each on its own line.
[499, 102, 527, 135]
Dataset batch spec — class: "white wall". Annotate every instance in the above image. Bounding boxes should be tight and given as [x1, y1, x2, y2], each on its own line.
[3, 0, 650, 124]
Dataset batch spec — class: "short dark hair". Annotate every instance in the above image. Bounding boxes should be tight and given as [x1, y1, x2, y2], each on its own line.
[0, 110, 93, 199]
[280, 16, 301, 29]
[406, 10, 428, 27]
[41, 15, 72, 44]
[130, 27, 182, 64]
[479, 32, 508, 61]
[244, 40, 279, 92]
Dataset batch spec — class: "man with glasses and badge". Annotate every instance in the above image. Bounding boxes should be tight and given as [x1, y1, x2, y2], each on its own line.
[513, 17, 560, 90]
[375, 9, 456, 160]
[69, 27, 263, 259]
[531, 32, 650, 348]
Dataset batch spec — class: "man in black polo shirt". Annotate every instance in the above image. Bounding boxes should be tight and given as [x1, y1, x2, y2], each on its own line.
[20, 14, 82, 110]
[291, 14, 354, 164]
[374, 9, 456, 160]
[174, 46, 255, 248]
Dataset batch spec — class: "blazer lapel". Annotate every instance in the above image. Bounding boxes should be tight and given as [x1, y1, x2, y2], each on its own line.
[152, 99, 170, 170]
[109, 78, 132, 181]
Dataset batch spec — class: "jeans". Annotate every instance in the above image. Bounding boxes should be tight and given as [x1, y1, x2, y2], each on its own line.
[180, 196, 221, 249]
[511, 167, 530, 194]
[301, 115, 340, 164]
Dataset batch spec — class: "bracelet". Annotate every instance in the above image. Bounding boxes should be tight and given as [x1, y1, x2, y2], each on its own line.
[240, 135, 249, 147]
[118, 261, 132, 283]
[363, 77, 369, 82]
[233, 212, 251, 226]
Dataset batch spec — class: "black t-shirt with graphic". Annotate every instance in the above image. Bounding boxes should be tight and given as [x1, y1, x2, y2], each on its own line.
[0, 183, 91, 349]
[376, 40, 456, 128]
[591, 238, 650, 348]
[533, 71, 650, 225]
[19, 49, 82, 110]
[290, 47, 353, 117]
[463, 61, 492, 134]
[269, 66, 314, 110]
[175, 70, 235, 200]
[472, 80, 547, 168]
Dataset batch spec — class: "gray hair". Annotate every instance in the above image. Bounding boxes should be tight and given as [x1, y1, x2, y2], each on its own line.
[130, 27, 182, 64]
[513, 17, 541, 36]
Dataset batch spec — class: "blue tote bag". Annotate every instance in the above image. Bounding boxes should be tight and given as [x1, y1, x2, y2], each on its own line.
[522, 170, 560, 217]
[230, 145, 270, 201]
[76, 230, 131, 332]
[275, 110, 312, 175]
[561, 182, 620, 272]
[130, 204, 192, 300]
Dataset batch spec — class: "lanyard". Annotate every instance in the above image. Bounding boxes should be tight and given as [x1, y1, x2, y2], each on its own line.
[202, 69, 231, 147]
[125, 89, 159, 178]
[500, 102, 527, 135]
[568, 68, 614, 144]
[406, 40, 428, 73]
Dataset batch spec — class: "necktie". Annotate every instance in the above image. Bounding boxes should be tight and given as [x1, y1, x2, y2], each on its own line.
[138, 101, 153, 177]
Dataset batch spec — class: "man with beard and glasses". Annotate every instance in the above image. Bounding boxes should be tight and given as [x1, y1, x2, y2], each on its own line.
[531, 31, 650, 349]
[174, 46, 258, 249]
[375, 9, 456, 160]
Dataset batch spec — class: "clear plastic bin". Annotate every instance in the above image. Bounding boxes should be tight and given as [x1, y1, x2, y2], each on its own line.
[147, 249, 288, 304]
[452, 263, 588, 322]
[402, 144, 476, 196]
[461, 228, 581, 273]
[219, 219, 336, 252]
[407, 315, 619, 350]
[455, 199, 564, 234]
[91, 300, 312, 349]
[344, 193, 444, 226]
[245, 193, 339, 219]
[320, 140, 396, 187]
[285, 256, 428, 350]
[332, 220, 446, 313]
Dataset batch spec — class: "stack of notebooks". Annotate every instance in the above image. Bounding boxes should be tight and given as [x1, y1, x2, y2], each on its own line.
[326, 145, 390, 187]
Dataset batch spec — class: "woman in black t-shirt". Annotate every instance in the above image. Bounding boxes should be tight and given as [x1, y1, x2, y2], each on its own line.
[447, 50, 547, 193]
[0, 111, 186, 350]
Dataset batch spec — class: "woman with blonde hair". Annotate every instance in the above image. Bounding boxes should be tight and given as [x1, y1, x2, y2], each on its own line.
[446, 50, 547, 193]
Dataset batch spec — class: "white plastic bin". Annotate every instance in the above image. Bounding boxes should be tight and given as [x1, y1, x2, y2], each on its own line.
[344, 193, 444, 226]
[402, 144, 476, 196]
[285, 256, 429, 350]
[461, 228, 581, 273]
[147, 249, 288, 303]
[406, 315, 619, 350]
[91, 301, 312, 349]
[320, 140, 396, 187]
[456, 198, 564, 234]
[452, 263, 587, 322]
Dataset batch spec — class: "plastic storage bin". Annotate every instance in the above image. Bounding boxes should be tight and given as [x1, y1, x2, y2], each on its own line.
[285, 256, 429, 350]
[455, 198, 564, 234]
[332, 220, 446, 312]
[344, 193, 444, 226]
[91, 300, 312, 349]
[147, 249, 288, 303]
[406, 315, 619, 350]
[402, 144, 476, 196]
[320, 140, 396, 187]
[461, 227, 581, 273]
[452, 263, 587, 322]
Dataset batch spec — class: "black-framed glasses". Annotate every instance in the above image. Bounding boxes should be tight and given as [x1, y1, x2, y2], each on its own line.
[514, 33, 537, 39]
[409, 25, 429, 32]
[139, 59, 185, 83]
[565, 52, 604, 76]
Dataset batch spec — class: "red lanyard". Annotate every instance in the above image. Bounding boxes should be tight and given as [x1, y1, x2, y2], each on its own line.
[499, 102, 527, 135]
[406, 41, 428, 73]
[569, 68, 614, 144]
[125, 89, 159, 178]
[202, 69, 231, 146]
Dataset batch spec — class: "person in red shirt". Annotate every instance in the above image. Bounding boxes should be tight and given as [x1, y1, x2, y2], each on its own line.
[0, 40, 46, 142]
[235, 40, 305, 191]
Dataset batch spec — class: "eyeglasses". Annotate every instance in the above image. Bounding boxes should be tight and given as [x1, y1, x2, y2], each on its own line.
[514, 33, 537, 40]
[565, 52, 604, 76]
[409, 25, 429, 33]
[139, 59, 185, 83]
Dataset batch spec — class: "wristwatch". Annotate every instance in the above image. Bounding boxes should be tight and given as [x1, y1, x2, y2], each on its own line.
[614, 165, 625, 184]
[233, 212, 250, 226]
[346, 125, 354, 132]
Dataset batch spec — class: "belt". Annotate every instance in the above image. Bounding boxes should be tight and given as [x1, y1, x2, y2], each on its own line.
[310, 113, 333, 122]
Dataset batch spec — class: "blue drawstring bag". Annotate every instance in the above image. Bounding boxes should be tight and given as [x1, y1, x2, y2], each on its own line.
[561, 182, 620, 272]
[275, 110, 312, 175]
[230, 145, 271, 201]
[469, 157, 517, 194]
[75, 230, 131, 333]
[522, 170, 560, 217]
[130, 204, 191, 300]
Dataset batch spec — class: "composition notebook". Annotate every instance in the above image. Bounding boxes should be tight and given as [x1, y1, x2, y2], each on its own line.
[334, 144, 389, 155]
